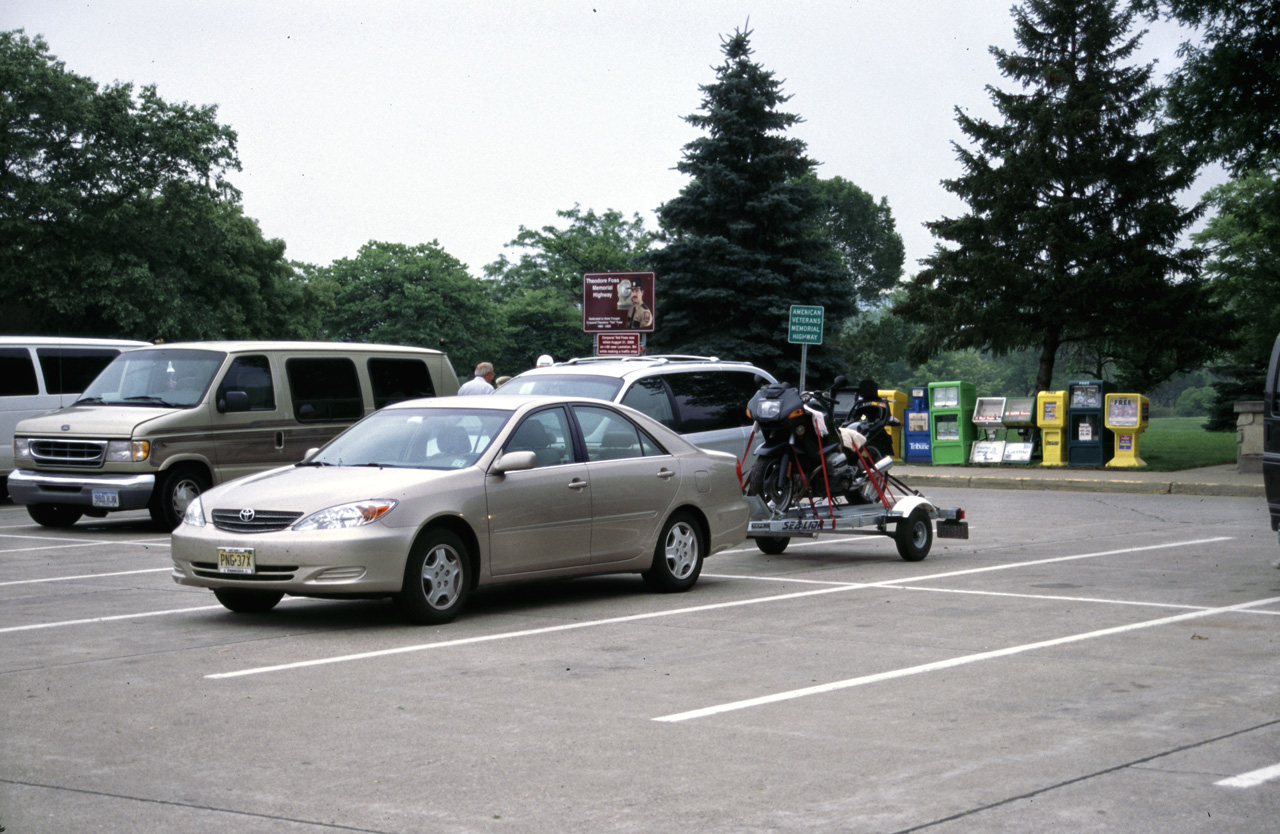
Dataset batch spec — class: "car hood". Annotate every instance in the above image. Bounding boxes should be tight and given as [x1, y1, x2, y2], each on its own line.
[15, 403, 184, 438]
[201, 464, 470, 512]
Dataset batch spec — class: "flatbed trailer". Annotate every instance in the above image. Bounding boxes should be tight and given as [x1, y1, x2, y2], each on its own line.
[745, 473, 968, 560]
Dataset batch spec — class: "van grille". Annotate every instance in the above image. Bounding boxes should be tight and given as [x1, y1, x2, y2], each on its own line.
[211, 509, 304, 533]
[30, 439, 107, 468]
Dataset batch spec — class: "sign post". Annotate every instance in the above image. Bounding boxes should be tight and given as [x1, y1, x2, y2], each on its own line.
[787, 304, 824, 390]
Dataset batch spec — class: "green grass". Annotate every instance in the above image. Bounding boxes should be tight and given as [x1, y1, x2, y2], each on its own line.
[1130, 416, 1236, 471]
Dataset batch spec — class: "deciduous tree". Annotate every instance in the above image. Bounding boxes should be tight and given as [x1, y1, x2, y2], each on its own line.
[1134, 0, 1280, 172]
[0, 31, 304, 340]
[319, 241, 504, 371]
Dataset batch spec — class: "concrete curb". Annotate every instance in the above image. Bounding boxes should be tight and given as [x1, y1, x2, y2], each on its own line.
[901, 473, 1264, 498]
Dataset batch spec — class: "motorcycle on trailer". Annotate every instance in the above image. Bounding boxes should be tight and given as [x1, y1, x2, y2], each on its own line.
[740, 376, 968, 560]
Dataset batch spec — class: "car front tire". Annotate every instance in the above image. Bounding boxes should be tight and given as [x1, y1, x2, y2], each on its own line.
[213, 588, 284, 613]
[395, 529, 471, 625]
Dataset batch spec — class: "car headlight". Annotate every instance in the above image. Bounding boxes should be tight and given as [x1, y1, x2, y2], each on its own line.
[13, 438, 31, 462]
[292, 500, 398, 531]
[106, 440, 150, 462]
[182, 495, 206, 527]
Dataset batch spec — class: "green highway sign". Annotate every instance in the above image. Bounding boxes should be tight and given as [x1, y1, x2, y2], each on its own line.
[788, 304, 824, 345]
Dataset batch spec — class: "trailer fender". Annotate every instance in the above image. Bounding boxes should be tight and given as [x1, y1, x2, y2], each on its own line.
[891, 495, 935, 521]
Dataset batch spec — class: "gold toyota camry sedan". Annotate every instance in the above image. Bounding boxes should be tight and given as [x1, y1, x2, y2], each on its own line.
[171, 395, 749, 624]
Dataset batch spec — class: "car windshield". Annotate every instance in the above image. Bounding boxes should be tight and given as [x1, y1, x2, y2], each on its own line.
[501, 373, 624, 401]
[310, 407, 512, 470]
[76, 348, 225, 408]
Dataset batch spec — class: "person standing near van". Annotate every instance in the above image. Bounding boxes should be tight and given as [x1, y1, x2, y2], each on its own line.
[458, 362, 496, 395]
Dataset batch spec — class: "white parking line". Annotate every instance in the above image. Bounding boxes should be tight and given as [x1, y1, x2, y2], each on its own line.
[0, 596, 312, 634]
[205, 586, 864, 679]
[654, 594, 1280, 722]
[207, 536, 1232, 679]
[0, 533, 169, 556]
[0, 603, 228, 632]
[0, 567, 172, 586]
[1216, 762, 1280, 788]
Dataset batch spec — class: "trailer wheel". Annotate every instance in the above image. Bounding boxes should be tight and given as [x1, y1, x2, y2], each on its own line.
[755, 536, 789, 555]
[895, 508, 933, 561]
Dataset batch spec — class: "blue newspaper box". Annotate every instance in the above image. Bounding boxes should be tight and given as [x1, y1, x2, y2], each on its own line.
[904, 387, 931, 463]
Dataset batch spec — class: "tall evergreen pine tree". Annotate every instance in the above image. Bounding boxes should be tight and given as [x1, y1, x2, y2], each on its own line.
[651, 29, 852, 383]
[895, 0, 1230, 393]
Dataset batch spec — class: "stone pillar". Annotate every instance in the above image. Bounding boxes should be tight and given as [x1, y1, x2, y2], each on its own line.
[1235, 401, 1264, 474]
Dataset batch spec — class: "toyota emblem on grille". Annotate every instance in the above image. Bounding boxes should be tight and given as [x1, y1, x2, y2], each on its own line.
[239, 508, 256, 522]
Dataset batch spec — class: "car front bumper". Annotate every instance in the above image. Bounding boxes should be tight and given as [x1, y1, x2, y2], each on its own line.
[7, 469, 156, 511]
[171, 521, 414, 596]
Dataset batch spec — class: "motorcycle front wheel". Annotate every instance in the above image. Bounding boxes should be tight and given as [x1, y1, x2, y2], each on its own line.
[747, 455, 799, 514]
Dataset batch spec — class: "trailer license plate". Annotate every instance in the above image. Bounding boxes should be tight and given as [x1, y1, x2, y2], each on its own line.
[92, 489, 119, 508]
[937, 520, 969, 540]
[217, 547, 255, 574]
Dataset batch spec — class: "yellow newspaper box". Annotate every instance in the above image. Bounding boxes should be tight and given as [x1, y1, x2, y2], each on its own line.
[1105, 393, 1150, 468]
[1037, 390, 1067, 466]
[879, 388, 907, 459]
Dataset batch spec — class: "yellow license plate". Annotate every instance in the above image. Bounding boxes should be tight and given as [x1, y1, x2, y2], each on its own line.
[217, 547, 255, 574]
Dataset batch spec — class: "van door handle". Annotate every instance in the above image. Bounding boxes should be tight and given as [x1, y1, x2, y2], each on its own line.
[657, 468, 675, 480]
[568, 479, 588, 491]
[275, 431, 285, 450]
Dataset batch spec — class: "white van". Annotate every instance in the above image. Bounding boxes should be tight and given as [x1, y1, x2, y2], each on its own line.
[9, 341, 458, 529]
[1, 336, 149, 493]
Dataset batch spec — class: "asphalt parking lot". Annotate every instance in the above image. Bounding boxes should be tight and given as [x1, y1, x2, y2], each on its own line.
[2, 486, 1279, 833]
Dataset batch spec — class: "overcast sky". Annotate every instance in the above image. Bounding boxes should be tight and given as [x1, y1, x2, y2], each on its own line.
[4, 1, 1214, 279]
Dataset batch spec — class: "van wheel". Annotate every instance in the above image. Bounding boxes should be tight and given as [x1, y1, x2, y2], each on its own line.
[28, 504, 83, 528]
[150, 465, 210, 530]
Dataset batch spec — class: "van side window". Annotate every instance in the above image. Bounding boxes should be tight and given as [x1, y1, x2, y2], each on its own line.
[666, 371, 758, 433]
[0, 348, 39, 396]
[369, 357, 435, 409]
[217, 355, 276, 411]
[287, 357, 362, 422]
[620, 377, 676, 429]
[36, 347, 123, 395]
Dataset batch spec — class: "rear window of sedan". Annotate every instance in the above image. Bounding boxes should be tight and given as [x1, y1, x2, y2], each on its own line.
[311, 408, 512, 470]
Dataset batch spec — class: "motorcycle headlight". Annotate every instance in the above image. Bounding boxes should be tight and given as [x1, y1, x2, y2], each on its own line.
[756, 400, 781, 419]
[292, 500, 398, 531]
[182, 495, 206, 527]
[106, 440, 150, 462]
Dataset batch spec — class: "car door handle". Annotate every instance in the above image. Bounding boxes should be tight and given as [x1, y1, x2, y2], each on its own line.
[568, 479, 588, 491]
[657, 468, 675, 480]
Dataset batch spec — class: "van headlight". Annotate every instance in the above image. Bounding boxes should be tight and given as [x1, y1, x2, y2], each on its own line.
[292, 500, 398, 531]
[182, 496, 206, 527]
[13, 438, 31, 462]
[106, 440, 150, 462]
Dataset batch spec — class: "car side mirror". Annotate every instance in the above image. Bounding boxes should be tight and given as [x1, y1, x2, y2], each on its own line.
[303, 447, 321, 462]
[490, 450, 537, 475]
[218, 390, 250, 413]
